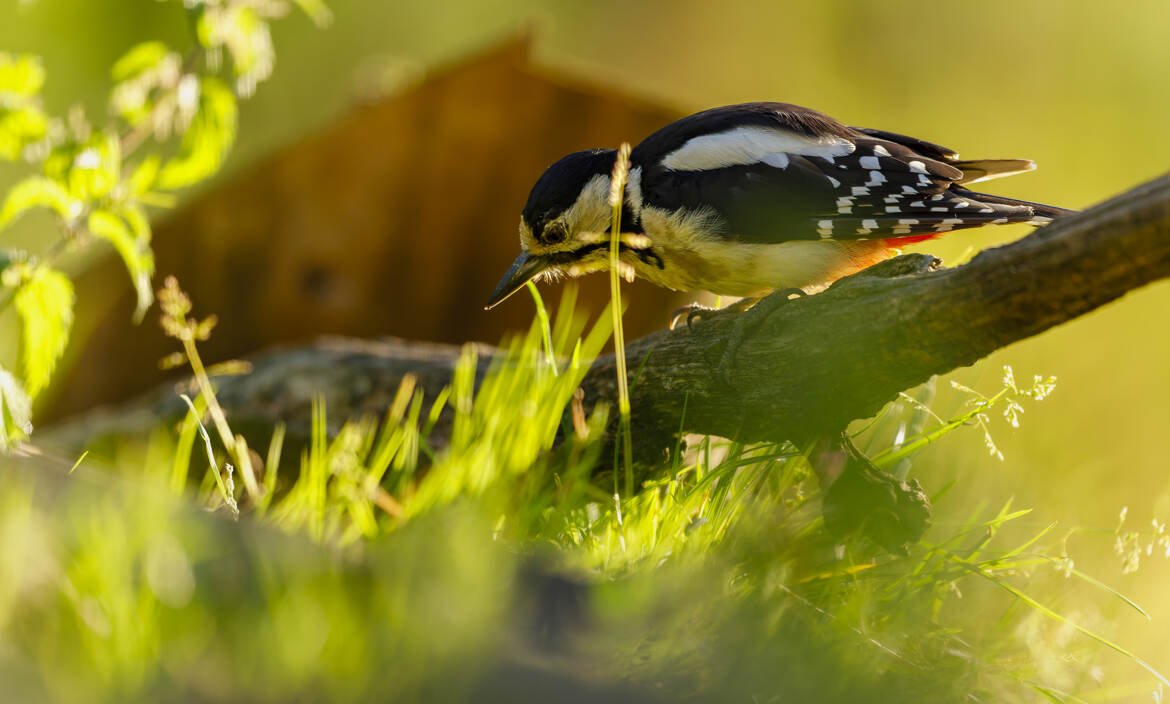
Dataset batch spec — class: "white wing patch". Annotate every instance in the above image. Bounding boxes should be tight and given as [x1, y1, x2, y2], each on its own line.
[660, 125, 855, 172]
[625, 166, 644, 213]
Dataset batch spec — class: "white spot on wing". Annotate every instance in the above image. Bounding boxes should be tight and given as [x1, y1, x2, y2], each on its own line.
[862, 219, 878, 229]
[859, 156, 881, 170]
[872, 144, 892, 157]
[851, 187, 870, 196]
[825, 175, 841, 188]
[865, 170, 887, 186]
[661, 125, 855, 171]
[908, 160, 928, 174]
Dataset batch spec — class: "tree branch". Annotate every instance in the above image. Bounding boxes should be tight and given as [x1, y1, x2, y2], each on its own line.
[45, 173, 1170, 459]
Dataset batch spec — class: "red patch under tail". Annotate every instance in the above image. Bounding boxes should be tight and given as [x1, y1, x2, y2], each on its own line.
[881, 233, 941, 247]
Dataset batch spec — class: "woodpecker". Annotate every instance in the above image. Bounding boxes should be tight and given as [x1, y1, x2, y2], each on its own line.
[485, 102, 1071, 311]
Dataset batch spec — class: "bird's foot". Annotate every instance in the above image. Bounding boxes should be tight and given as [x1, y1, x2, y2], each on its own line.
[717, 288, 806, 389]
[669, 298, 757, 331]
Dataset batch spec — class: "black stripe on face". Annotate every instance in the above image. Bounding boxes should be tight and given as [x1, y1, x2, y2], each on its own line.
[545, 242, 664, 270]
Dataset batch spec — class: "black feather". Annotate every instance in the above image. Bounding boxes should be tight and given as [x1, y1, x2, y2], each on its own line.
[630, 105, 1069, 243]
[521, 149, 616, 236]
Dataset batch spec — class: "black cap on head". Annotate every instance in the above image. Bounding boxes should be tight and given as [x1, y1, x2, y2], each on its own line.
[521, 149, 617, 236]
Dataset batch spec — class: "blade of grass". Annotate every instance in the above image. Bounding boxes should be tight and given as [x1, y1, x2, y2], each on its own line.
[180, 393, 238, 517]
[951, 552, 1169, 687]
[607, 142, 634, 497]
[526, 280, 557, 376]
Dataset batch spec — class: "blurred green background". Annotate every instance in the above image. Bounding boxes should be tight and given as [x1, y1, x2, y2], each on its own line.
[2, 0, 1169, 683]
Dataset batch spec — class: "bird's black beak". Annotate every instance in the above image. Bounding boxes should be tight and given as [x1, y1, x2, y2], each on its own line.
[485, 252, 548, 310]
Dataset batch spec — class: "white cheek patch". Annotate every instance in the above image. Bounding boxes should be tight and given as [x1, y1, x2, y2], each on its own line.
[560, 173, 612, 239]
[661, 125, 855, 172]
[519, 220, 538, 250]
[520, 174, 614, 257]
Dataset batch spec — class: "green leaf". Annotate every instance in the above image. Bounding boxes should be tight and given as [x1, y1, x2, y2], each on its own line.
[0, 104, 48, 160]
[0, 176, 76, 231]
[0, 53, 45, 100]
[119, 202, 152, 244]
[110, 43, 181, 128]
[195, 5, 276, 96]
[111, 41, 170, 82]
[88, 210, 155, 321]
[226, 7, 273, 87]
[127, 155, 161, 196]
[292, 0, 333, 26]
[43, 131, 121, 202]
[158, 77, 237, 190]
[0, 364, 32, 451]
[13, 266, 74, 398]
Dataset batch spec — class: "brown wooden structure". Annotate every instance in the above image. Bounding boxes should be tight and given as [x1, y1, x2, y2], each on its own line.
[51, 37, 687, 420]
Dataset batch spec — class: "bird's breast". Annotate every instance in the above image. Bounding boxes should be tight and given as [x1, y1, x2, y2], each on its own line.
[635, 206, 891, 296]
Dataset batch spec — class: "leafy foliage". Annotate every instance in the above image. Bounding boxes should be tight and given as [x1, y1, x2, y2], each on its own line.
[0, 365, 31, 449]
[156, 77, 237, 189]
[0, 177, 76, 230]
[0, 54, 48, 161]
[0, 0, 330, 446]
[88, 210, 154, 320]
[12, 266, 73, 398]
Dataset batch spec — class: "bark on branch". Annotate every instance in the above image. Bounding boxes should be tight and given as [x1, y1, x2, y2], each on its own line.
[46, 173, 1170, 459]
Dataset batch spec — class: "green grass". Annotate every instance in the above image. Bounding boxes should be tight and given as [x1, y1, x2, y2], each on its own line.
[0, 287, 1163, 702]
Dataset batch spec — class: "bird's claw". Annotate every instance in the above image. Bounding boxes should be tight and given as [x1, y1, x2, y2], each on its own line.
[669, 303, 716, 331]
[669, 298, 760, 331]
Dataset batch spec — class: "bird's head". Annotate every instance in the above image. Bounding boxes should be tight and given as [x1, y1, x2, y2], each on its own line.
[486, 148, 620, 309]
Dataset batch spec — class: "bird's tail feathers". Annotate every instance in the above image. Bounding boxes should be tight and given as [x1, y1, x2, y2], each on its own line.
[953, 158, 1036, 185]
[950, 186, 1075, 224]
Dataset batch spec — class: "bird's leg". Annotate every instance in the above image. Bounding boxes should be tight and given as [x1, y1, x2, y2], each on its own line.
[669, 297, 757, 331]
[717, 288, 807, 387]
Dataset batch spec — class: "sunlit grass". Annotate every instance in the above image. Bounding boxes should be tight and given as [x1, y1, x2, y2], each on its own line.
[0, 286, 1165, 702]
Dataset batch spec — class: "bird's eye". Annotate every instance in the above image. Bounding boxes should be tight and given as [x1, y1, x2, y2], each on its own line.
[541, 221, 568, 244]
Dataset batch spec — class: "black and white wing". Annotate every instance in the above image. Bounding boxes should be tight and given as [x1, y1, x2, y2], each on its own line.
[631, 102, 1065, 243]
